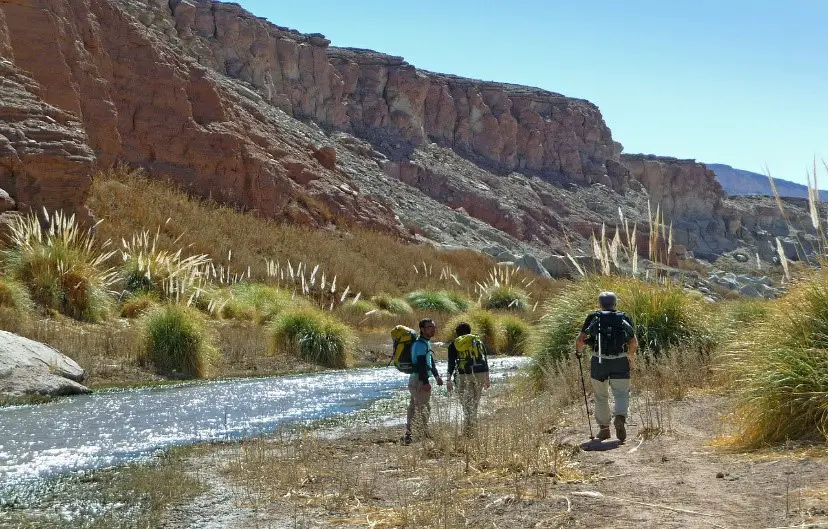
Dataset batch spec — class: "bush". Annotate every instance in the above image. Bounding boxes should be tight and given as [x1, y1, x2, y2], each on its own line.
[722, 271, 828, 446]
[499, 315, 532, 356]
[4, 211, 117, 322]
[142, 304, 216, 378]
[444, 308, 501, 354]
[0, 277, 33, 313]
[482, 284, 530, 311]
[271, 307, 354, 368]
[406, 290, 459, 313]
[371, 293, 413, 315]
[530, 276, 715, 388]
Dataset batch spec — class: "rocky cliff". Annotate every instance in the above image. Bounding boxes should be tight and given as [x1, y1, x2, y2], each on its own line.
[167, 1, 628, 190]
[0, 0, 793, 277]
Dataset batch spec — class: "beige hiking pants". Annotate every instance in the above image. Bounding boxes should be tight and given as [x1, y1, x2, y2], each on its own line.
[591, 377, 631, 427]
[456, 372, 487, 435]
[407, 377, 432, 437]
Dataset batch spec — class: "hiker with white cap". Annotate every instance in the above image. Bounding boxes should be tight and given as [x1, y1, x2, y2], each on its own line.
[574, 291, 638, 442]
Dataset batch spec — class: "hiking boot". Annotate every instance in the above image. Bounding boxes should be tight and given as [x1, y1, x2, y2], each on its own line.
[402, 431, 412, 445]
[596, 425, 611, 440]
[614, 415, 627, 443]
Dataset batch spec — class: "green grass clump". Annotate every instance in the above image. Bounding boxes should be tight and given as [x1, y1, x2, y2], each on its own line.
[4, 211, 116, 322]
[446, 291, 474, 311]
[271, 307, 354, 367]
[371, 293, 413, 315]
[0, 277, 33, 313]
[482, 284, 530, 311]
[499, 315, 532, 356]
[530, 276, 714, 388]
[722, 271, 828, 447]
[406, 290, 459, 313]
[216, 283, 297, 324]
[141, 304, 216, 378]
[444, 308, 501, 354]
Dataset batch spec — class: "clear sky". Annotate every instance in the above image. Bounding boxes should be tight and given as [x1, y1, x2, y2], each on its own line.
[238, 0, 826, 186]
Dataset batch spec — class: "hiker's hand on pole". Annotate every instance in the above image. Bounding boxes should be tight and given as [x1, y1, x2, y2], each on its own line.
[436, 376, 444, 387]
[423, 383, 432, 392]
[446, 380, 453, 393]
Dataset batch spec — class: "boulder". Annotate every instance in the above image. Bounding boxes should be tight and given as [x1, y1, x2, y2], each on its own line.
[514, 254, 551, 278]
[542, 255, 574, 278]
[0, 330, 88, 397]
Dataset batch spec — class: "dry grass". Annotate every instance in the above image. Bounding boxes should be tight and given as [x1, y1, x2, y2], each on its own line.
[88, 167, 556, 298]
[223, 384, 580, 527]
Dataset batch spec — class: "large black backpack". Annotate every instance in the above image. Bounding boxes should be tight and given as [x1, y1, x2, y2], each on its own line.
[586, 310, 631, 356]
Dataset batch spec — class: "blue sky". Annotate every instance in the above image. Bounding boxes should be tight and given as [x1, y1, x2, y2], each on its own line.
[238, 0, 826, 186]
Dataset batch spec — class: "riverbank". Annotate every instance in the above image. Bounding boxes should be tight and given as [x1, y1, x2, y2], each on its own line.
[5, 373, 827, 528]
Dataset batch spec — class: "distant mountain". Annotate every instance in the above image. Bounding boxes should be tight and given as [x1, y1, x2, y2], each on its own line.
[708, 163, 828, 200]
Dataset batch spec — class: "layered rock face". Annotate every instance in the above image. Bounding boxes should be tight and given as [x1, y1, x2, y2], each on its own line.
[621, 154, 725, 219]
[0, 7, 95, 220]
[168, 1, 629, 191]
[0, 0, 399, 231]
[1, 0, 777, 272]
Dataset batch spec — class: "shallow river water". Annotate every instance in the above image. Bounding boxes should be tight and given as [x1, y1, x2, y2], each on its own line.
[0, 357, 527, 487]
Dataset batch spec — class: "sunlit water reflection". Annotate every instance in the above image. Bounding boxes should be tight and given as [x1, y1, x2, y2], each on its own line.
[0, 357, 528, 487]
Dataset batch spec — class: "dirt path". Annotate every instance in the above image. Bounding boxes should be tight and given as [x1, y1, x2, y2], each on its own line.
[163, 394, 828, 528]
[555, 394, 828, 528]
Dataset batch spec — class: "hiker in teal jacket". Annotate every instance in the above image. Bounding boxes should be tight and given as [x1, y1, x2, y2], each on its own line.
[404, 318, 443, 444]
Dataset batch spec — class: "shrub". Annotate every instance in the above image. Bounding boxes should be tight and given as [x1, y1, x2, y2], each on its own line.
[371, 293, 413, 315]
[0, 277, 33, 313]
[271, 307, 354, 368]
[722, 271, 828, 446]
[4, 210, 117, 322]
[482, 284, 530, 311]
[120, 293, 158, 318]
[406, 290, 459, 313]
[444, 308, 500, 354]
[530, 276, 715, 388]
[499, 315, 532, 356]
[142, 304, 216, 378]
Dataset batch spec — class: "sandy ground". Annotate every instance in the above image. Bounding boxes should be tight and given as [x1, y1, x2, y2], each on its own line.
[159, 392, 828, 529]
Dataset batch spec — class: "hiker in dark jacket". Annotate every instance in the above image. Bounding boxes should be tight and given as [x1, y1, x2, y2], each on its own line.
[575, 291, 638, 442]
[446, 322, 490, 436]
[405, 318, 443, 444]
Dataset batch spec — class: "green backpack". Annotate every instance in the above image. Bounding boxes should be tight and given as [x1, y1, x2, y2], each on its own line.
[454, 333, 486, 372]
[390, 325, 419, 373]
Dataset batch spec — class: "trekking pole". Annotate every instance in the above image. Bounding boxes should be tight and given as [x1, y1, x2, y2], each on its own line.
[576, 351, 594, 439]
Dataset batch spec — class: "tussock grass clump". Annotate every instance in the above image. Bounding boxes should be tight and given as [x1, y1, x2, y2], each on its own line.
[219, 283, 297, 324]
[443, 308, 500, 354]
[141, 304, 216, 378]
[499, 315, 532, 356]
[445, 291, 473, 311]
[119, 229, 211, 301]
[371, 293, 413, 315]
[530, 276, 715, 388]
[723, 271, 828, 447]
[406, 290, 459, 313]
[120, 293, 157, 319]
[482, 284, 530, 310]
[4, 210, 116, 322]
[0, 277, 33, 313]
[271, 307, 354, 367]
